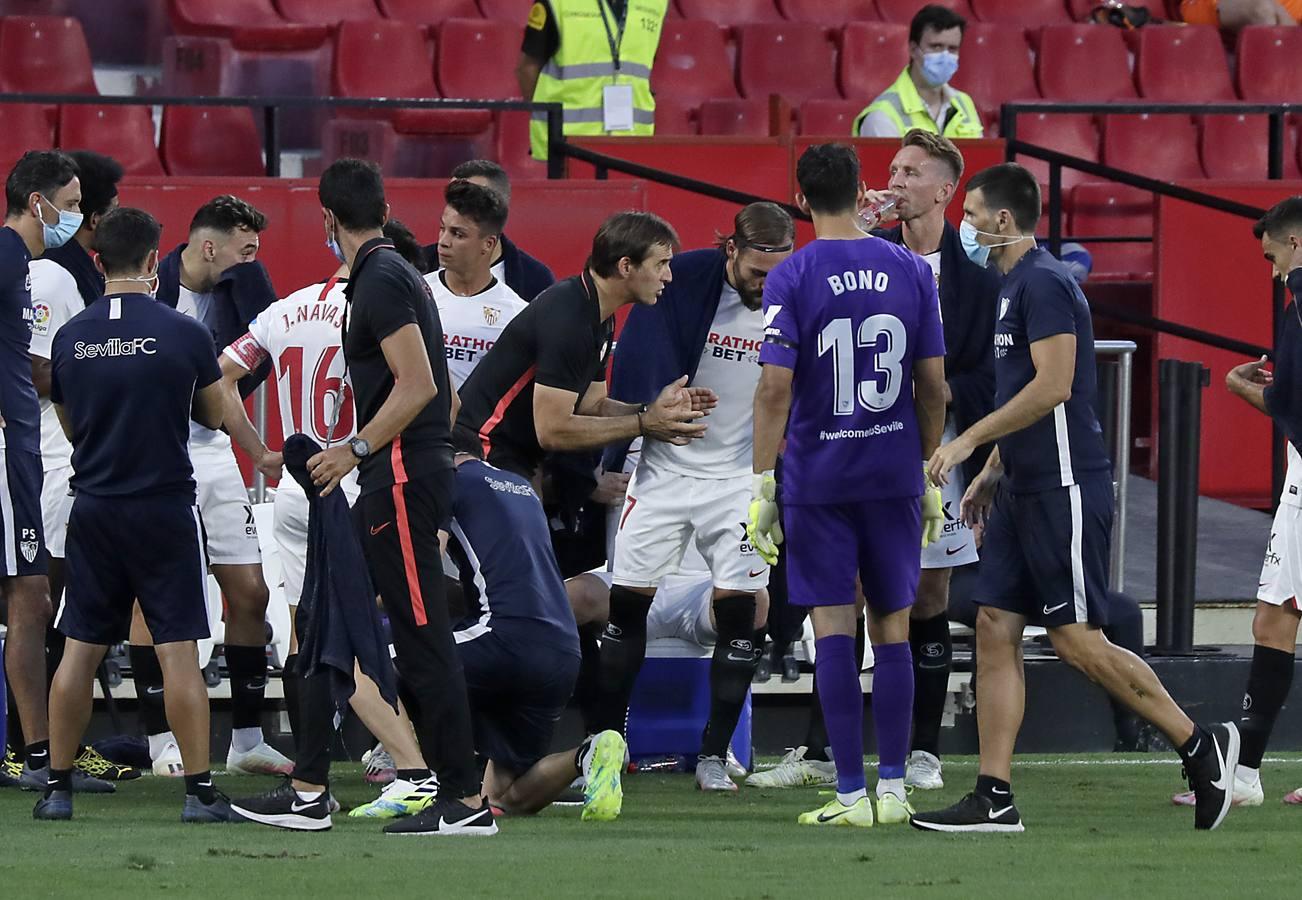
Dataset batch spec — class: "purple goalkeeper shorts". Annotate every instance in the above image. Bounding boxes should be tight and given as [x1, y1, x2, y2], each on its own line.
[783, 498, 921, 612]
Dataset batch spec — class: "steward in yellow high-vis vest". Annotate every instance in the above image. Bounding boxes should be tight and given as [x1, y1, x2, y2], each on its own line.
[523, 0, 668, 162]
[851, 5, 982, 140]
[854, 66, 983, 140]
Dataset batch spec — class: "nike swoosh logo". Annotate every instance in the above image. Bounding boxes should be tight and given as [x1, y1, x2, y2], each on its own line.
[726, 653, 755, 663]
[145, 687, 164, 695]
[439, 811, 488, 830]
[1042, 602, 1069, 615]
[370, 522, 392, 535]
[748, 568, 766, 578]
[291, 800, 319, 812]
[991, 787, 1009, 795]
[816, 807, 851, 823]
[1210, 737, 1229, 791]
[989, 805, 1014, 819]
[945, 545, 967, 556]
[197, 782, 212, 788]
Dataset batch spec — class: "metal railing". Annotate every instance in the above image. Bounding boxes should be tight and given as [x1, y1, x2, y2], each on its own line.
[1096, 340, 1136, 593]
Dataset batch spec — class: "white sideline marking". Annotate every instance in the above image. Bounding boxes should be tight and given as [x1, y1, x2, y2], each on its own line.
[751, 756, 1302, 771]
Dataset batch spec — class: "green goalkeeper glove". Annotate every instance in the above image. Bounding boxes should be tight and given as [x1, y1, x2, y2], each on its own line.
[747, 470, 783, 566]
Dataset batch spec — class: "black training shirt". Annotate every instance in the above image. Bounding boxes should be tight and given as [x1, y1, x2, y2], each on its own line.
[455, 270, 613, 478]
[51, 293, 220, 498]
[344, 237, 455, 496]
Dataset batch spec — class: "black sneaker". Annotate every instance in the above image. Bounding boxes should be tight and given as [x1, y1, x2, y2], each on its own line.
[1183, 722, 1240, 831]
[910, 791, 1025, 833]
[182, 790, 246, 824]
[229, 780, 332, 831]
[33, 790, 73, 821]
[18, 765, 115, 794]
[383, 797, 498, 836]
[551, 787, 585, 807]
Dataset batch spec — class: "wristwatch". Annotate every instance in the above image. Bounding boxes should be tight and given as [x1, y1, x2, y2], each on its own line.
[348, 437, 371, 460]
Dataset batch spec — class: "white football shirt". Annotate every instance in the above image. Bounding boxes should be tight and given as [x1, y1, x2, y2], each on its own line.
[641, 280, 763, 479]
[176, 283, 230, 449]
[424, 271, 528, 389]
[27, 259, 83, 469]
[224, 276, 356, 449]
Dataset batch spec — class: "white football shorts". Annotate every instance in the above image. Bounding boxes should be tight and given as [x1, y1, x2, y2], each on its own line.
[1257, 501, 1302, 611]
[41, 463, 73, 559]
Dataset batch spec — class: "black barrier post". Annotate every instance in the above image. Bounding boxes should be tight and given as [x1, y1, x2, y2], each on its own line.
[1156, 360, 1209, 654]
[1269, 112, 1286, 509]
[546, 106, 565, 180]
[1098, 359, 1118, 457]
[262, 105, 281, 177]
[1048, 161, 1063, 258]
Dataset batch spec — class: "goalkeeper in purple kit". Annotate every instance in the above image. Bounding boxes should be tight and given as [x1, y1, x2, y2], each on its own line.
[749, 143, 947, 828]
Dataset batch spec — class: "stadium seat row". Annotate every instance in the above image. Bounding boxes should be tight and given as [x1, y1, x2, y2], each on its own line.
[0, 103, 266, 179]
[166, 0, 1179, 34]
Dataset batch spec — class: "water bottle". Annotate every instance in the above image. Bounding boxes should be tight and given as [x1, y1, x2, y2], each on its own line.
[857, 195, 898, 232]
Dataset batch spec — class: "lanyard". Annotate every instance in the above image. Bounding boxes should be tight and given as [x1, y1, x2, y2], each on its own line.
[596, 0, 627, 73]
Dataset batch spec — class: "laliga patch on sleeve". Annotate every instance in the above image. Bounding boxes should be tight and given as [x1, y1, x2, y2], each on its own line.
[527, 1, 547, 30]
[30, 302, 50, 336]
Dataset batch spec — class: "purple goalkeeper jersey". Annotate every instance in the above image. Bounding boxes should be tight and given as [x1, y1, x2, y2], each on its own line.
[759, 236, 945, 505]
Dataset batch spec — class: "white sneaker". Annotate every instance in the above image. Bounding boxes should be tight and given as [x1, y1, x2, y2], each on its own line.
[362, 744, 397, 786]
[744, 746, 836, 789]
[152, 741, 185, 778]
[904, 750, 944, 791]
[1172, 770, 1264, 807]
[725, 746, 748, 779]
[695, 755, 738, 792]
[226, 741, 295, 776]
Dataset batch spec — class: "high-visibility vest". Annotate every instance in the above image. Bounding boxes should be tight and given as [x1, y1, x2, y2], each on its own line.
[852, 67, 983, 139]
[529, 0, 667, 161]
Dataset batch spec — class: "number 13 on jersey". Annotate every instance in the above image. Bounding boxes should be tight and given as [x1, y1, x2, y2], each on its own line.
[817, 314, 907, 415]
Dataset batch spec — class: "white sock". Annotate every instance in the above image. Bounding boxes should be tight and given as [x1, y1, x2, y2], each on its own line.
[231, 727, 263, 754]
[876, 778, 906, 801]
[148, 731, 177, 761]
[294, 788, 323, 802]
[836, 787, 867, 805]
[1235, 764, 1261, 785]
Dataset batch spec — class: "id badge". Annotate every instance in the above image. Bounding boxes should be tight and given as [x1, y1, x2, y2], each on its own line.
[602, 83, 635, 132]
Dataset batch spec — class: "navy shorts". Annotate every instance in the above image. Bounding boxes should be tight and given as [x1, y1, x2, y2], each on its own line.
[458, 629, 580, 775]
[0, 448, 46, 578]
[976, 476, 1114, 628]
[59, 492, 209, 645]
[783, 497, 921, 613]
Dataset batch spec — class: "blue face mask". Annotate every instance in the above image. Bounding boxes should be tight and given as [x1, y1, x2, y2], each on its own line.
[326, 230, 346, 265]
[38, 196, 83, 250]
[961, 219, 1032, 268]
[920, 50, 959, 88]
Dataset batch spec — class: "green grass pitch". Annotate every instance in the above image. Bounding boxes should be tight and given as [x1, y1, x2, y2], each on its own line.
[2, 756, 1299, 899]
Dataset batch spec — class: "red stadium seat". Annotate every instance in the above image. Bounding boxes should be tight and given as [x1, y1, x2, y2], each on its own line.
[1236, 27, 1302, 102]
[1101, 114, 1203, 181]
[1200, 113, 1301, 179]
[737, 23, 839, 103]
[274, 0, 380, 27]
[651, 20, 738, 104]
[0, 104, 55, 178]
[160, 106, 267, 176]
[778, 0, 879, 25]
[437, 19, 520, 98]
[952, 23, 1037, 126]
[698, 98, 771, 135]
[167, 0, 329, 50]
[677, 0, 783, 26]
[799, 98, 862, 135]
[378, 0, 481, 23]
[57, 105, 163, 175]
[653, 95, 698, 135]
[1068, 183, 1153, 281]
[970, 0, 1070, 25]
[1013, 111, 1099, 194]
[334, 20, 490, 134]
[838, 22, 908, 104]
[475, 0, 533, 23]
[874, 0, 971, 24]
[0, 16, 96, 95]
[492, 109, 545, 179]
[1036, 25, 1135, 101]
[1133, 25, 1234, 102]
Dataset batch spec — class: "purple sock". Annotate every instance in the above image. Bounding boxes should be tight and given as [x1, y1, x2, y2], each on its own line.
[815, 634, 865, 795]
[870, 641, 913, 781]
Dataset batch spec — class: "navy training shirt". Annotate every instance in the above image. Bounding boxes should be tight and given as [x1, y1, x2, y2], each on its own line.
[0, 227, 41, 455]
[446, 458, 579, 655]
[993, 248, 1111, 493]
[51, 293, 222, 498]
